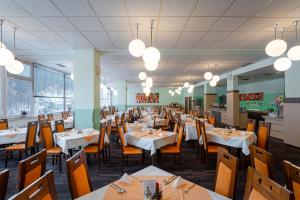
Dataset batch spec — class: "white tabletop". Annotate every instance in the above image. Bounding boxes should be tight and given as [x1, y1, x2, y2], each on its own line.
[50, 117, 73, 131]
[0, 128, 27, 145]
[53, 129, 109, 154]
[76, 166, 230, 200]
[185, 121, 213, 141]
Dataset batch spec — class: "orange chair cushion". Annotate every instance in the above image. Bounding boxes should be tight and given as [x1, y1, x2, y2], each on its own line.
[24, 165, 42, 188]
[0, 123, 8, 130]
[249, 188, 267, 200]
[41, 193, 53, 200]
[293, 181, 300, 200]
[207, 145, 223, 153]
[6, 143, 25, 151]
[215, 162, 232, 198]
[73, 164, 91, 197]
[46, 147, 62, 154]
[160, 145, 180, 154]
[123, 146, 143, 155]
[84, 145, 100, 154]
[254, 157, 269, 177]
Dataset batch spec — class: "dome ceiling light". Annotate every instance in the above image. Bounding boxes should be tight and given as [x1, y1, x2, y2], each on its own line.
[138, 71, 147, 80]
[129, 23, 145, 57]
[183, 82, 189, 88]
[288, 20, 300, 61]
[274, 57, 292, 71]
[0, 19, 14, 66]
[204, 64, 213, 80]
[143, 20, 160, 71]
[265, 24, 287, 57]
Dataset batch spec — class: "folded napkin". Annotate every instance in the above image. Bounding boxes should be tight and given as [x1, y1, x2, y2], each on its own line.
[119, 173, 132, 185]
[172, 176, 184, 188]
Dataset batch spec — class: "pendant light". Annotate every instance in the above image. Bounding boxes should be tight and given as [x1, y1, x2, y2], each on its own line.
[288, 20, 300, 61]
[145, 77, 153, 88]
[183, 82, 189, 88]
[188, 84, 194, 93]
[5, 27, 24, 74]
[274, 57, 292, 71]
[265, 24, 287, 57]
[143, 20, 160, 71]
[209, 80, 217, 87]
[141, 82, 146, 87]
[0, 20, 14, 66]
[129, 23, 145, 57]
[138, 62, 147, 80]
[204, 64, 213, 80]
[178, 86, 182, 91]
[211, 64, 220, 82]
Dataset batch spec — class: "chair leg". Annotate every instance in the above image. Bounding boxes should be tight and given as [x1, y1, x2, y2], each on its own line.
[97, 152, 101, 170]
[58, 154, 62, 173]
[5, 151, 8, 167]
[121, 154, 124, 172]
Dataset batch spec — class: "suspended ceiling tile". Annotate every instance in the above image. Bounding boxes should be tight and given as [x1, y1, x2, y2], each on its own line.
[224, 0, 269, 16]
[158, 17, 188, 31]
[14, 0, 62, 16]
[51, 0, 95, 16]
[69, 17, 104, 31]
[6, 17, 50, 31]
[193, 0, 234, 16]
[82, 32, 110, 42]
[126, 0, 161, 16]
[88, 0, 127, 16]
[100, 17, 130, 31]
[160, 0, 198, 16]
[39, 17, 76, 31]
[210, 17, 248, 32]
[57, 32, 87, 42]
[185, 17, 218, 31]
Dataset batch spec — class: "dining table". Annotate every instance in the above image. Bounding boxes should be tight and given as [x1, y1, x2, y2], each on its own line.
[0, 128, 27, 145]
[203, 127, 257, 156]
[53, 128, 109, 155]
[50, 117, 74, 131]
[184, 120, 213, 141]
[76, 165, 230, 200]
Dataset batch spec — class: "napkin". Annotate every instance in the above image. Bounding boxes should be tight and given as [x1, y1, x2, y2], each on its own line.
[172, 176, 184, 188]
[119, 173, 132, 185]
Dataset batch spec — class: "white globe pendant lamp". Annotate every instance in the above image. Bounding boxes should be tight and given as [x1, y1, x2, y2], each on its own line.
[144, 60, 158, 71]
[138, 71, 147, 80]
[183, 82, 189, 88]
[274, 57, 292, 71]
[0, 20, 14, 66]
[146, 81, 153, 88]
[141, 82, 146, 87]
[212, 75, 220, 82]
[143, 87, 150, 94]
[209, 80, 217, 87]
[146, 77, 153, 85]
[287, 21, 300, 61]
[265, 25, 287, 57]
[128, 24, 145, 57]
[188, 87, 193, 94]
[204, 64, 213, 80]
[178, 86, 182, 91]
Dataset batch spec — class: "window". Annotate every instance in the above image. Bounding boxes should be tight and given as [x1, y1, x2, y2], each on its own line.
[100, 86, 111, 107]
[7, 64, 33, 117]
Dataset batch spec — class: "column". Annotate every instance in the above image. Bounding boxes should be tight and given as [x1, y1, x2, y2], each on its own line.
[73, 49, 100, 130]
[204, 83, 216, 113]
[226, 73, 240, 127]
[112, 80, 127, 111]
[284, 62, 300, 147]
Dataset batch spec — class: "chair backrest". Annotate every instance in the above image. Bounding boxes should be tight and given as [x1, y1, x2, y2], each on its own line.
[62, 112, 68, 120]
[199, 120, 208, 151]
[115, 115, 119, 124]
[17, 149, 47, 191]
[118, 126, 126, 149]
[40, 122, 54, 149]
[9, 170, 57, 200]
[250, 145, 272, 178]
[283, 160, 300, 200]
[204, 112, 209, 120]
[195, 119, 201, 140]
[106, 120, 112, 139]
[208, 115, 216, 126]
[244, 167, 291, 200]
[214, 148, 238, 199]
[38, 114, 45, 122]
[47, 113, 54, 121]
[257, 122, 271, 150]
[122, 120, 128, 133]
[0, 119, 8, 130]
[176, 126, 184, 150]
[0, 169, 9, 200]
[54, 120, 65, 133]
[98, 126, 106, 151]
[173, 120, 179, 133]
[25, 121, 38, 149]
[247, 119, 256, 132]
[66, 150, 93, 199]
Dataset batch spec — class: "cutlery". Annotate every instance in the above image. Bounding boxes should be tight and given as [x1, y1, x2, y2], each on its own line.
[111, 182, 127, 193]
[109, 184, 124, 193]
[184, 183, 196, 193]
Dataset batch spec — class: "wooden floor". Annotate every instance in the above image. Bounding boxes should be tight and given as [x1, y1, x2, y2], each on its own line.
[1, 136, 300, 200]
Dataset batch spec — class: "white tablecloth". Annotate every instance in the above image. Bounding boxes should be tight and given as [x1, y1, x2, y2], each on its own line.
[76, 165, 230, 200]
[146, 118, 167, 128]
[204, 128, 257, 156]
[53, 129, 109, 154]
[0, 128, 27, 145]
[125, 127, 176, 156]
[50, 117, 73, 131]
[185, 121, 213, 141]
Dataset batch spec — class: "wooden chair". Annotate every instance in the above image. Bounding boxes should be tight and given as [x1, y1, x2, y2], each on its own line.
[47, 113, 54, 121]
[16, 149, 47, 191]
[247, 119, 256, 132]
[283, 160, 300, 200]
[5, 121, 38, 167]
[214, 148, 238, 199]
[54, 120, 65, 133]
[9, 170, 57, 200]
[66, 150, 93, 199]
[0, 169, 9, 200]
[208, 115, 216, 126]
[83, 126, 106, 170]
[122, 119, 128, 133]
[159, 126, 184, 168]
[257, 122, 271, 150]
[198, 120, 223, 167]
[249, 145, 272, 178]
[161, 117, 170, 131]
[118, 125, 144, 172]
[37, 114, 46, 122]
[40, 122, 63, 173]
[0, 119, 8, 130]
[243, 167, 291, 200]
[105, 120, 112, 159]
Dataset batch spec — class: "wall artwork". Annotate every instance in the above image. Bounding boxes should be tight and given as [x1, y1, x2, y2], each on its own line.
[239, 92, 264, 101]
[136, 93, 159, 103]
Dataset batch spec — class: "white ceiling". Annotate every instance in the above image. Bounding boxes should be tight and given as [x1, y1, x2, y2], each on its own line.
[0, 0, 300, 87]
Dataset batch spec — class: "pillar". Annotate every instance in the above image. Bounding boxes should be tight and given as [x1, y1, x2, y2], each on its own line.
[204, 83, 217, 113]
[112, 80, 127, 111]
[226, 73, 240, 127]
[284, 62, 300, 147]
[73, 49, 100, 130]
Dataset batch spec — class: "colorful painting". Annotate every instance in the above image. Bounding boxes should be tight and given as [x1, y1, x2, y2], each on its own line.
[239, 92, 264, 101]
[136, 93, 159, 103]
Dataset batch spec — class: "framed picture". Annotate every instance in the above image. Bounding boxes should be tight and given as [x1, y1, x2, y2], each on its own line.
[136, 93, 159, 103]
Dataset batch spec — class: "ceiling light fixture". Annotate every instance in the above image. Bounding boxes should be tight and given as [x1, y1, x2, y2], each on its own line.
[5, 27, 24, 74]
[265, 24, 287, 57]
[209, 80, 217, 87]
[141, 82, 146, 87]
[183, 82, 189, 88]
[138, 71, 147, 80]
[143, 20, 160, 71]
[129, 23, 145, 57]
[178, 86, 182, 91]
[288, 20, 300, 61]
[0, 20, 14, 66]
[211, 64, 220, 82]
[274, 57, 292, 71]
[204, 64, 213, 80]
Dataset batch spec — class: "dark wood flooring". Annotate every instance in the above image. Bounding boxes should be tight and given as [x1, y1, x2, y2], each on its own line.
[1, 137, 300, 200]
